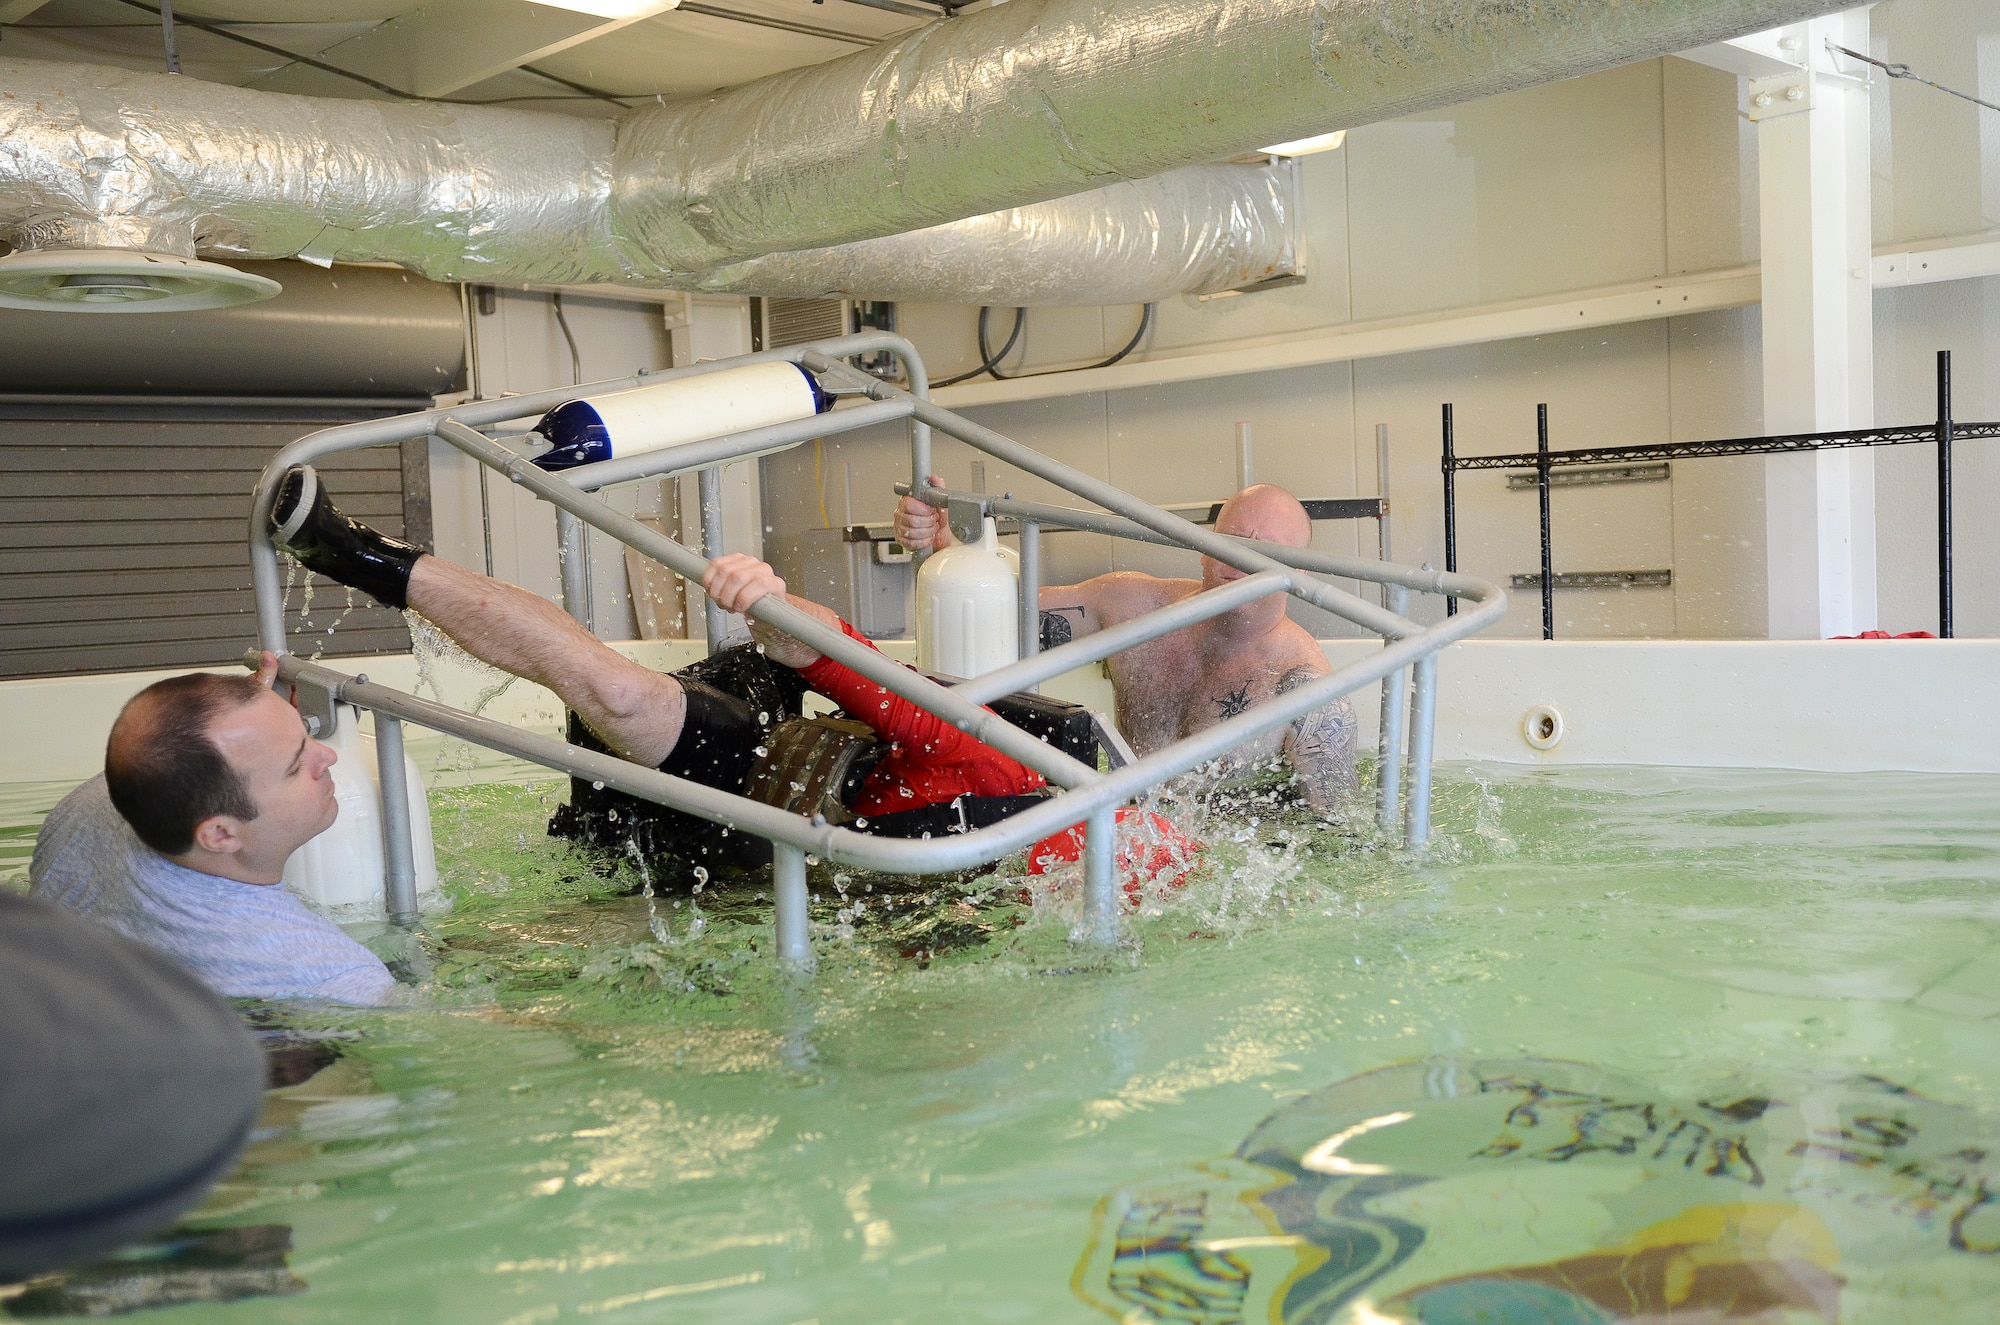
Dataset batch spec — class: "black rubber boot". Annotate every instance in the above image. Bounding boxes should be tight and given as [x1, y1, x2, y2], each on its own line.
[268, 465, 423, 610]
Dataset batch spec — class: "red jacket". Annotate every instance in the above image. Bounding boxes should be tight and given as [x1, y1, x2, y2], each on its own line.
[799, 620, 1045, 819]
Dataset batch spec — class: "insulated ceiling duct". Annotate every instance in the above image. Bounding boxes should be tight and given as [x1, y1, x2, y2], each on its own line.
[0, 0, 1858, 307]
[696, 163, 1297, 306]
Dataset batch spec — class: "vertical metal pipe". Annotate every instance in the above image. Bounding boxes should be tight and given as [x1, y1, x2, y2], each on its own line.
[1403, 651, 1438, 849]
[478, 468, 496, 578]
[1537, 403, 1553, 641]
[1236, 421, 1255, 489]
[773, 842, 812, 968]
[1375, 422, 1393, 609]
[373, 711, 419, 926]
[1938, 349, 1954, 640]
[1441, 405, 1457, 618]
[1083, 805, 1119, 947]
[698, 465, 727, 649]
[1019, 519, 1041, 664]
[1377, 583, 1410, 837]
[555, 509, 591, 628]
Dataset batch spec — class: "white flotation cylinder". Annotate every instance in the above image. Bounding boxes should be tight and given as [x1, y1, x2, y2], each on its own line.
[916, 516, 1020, 679]
[282, 703, 440, 923]
[531, 360, 831, 473]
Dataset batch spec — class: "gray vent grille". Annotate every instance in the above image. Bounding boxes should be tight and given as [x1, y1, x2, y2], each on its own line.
[0, 409, 428, 680]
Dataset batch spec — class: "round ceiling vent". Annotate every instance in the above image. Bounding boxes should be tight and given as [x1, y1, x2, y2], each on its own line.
[0, 249, 282, 313]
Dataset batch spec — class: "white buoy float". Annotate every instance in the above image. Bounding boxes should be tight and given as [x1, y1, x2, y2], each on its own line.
[282, 702, 440, 922]
[916, 515, 1019, 679]
[530, 360, 831, 473]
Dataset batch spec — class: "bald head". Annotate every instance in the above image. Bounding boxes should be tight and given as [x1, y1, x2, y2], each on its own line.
[105, 673, 265, 855]
[1214, 484, 1312, 549]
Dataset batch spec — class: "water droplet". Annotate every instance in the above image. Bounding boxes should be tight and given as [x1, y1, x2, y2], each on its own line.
[753, 746, 768, 758]
[805, 854, 819, 866]
[758, 711, 770, 724]
[591, 781, 605, 790]
[854, 817, 867, 828]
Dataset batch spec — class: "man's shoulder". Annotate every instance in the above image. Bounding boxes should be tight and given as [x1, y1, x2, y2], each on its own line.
[1259, 617, 1334, 676]
[1081, 571, 1198, 614]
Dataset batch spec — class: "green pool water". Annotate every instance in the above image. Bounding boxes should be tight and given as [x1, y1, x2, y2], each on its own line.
[9, 765, 2000, 1324]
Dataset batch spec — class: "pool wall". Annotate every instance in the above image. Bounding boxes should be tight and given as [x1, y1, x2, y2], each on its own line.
[6, 637, 1995, 798]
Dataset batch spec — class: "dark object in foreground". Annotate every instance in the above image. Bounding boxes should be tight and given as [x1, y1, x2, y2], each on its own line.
[0, 894, 264, 1282]
[5, 1225, 305, 1318]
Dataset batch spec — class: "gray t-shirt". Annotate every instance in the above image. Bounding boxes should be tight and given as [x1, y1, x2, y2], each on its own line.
[29, 776, 399, 1006]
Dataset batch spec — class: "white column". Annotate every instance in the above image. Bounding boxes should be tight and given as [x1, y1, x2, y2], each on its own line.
[1752, 10, 1875, 638]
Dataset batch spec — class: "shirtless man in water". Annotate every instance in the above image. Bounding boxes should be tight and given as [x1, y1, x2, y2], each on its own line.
[895, 481, 1358, 813]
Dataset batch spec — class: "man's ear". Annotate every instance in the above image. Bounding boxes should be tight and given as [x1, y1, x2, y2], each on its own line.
[189, 815, 245, 857]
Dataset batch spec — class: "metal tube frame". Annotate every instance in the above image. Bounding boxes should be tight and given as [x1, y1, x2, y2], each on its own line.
[248, 333, 1504, 958]
[1537, 403, 1553, 642]
[374, 710, 419, 926]
[1938, 349, 1953, 640]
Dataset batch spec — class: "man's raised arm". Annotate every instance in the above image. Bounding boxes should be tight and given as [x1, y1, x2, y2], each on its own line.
[1276, 664, 1360, 813]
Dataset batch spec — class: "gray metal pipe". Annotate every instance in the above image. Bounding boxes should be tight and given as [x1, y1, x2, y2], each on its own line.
[773, 843, 812, 968]
[1018, 519, 1041, 667]
[556, 509, 592, 629]
[1083, 806, 1118, 948]
[954, 571, 1290, 706]
[697, 466, 728, 650]
[1404, 652, 1438, 849]
[429, 418, 1103, 792]
[1376, 584, 1410, 839]
[373, 711, 419, 927]
[911, 482, 1485, 602]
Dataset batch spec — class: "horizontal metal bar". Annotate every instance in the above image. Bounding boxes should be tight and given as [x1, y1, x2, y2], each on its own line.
[814, 356, 1421, 640]
[1180, 497, 1387, 522]
[557, 398, 914, 491]
[952, 571, 1291, 705]
[1511, 569, 1673, 589]
[1504, 462, 1669, 489]
[1450, 421, 2000, 472]
[907, 483, 1488, 602]
[246, 331, 934, 656]
[430, 418, 1100, 792]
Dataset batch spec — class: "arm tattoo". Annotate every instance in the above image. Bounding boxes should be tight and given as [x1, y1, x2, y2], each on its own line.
[1040, 606, 1084, 650]
[1277, 665, 1358, 808]
[1212, 683, 1254, 719]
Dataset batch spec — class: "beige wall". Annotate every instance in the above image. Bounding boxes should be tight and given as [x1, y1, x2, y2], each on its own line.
[764, 0, 2000, 641]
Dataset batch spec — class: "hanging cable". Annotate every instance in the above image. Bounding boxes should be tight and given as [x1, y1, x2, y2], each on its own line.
[934, 306, 1025, 387]
[1832, 43, 2000, 117]
[158, 0, 181, 73]
[949, 304, 1155, 384]
[551, 291, 582, 386]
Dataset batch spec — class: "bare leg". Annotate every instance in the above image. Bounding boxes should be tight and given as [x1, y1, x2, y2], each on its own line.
[406, 556, 686, 766]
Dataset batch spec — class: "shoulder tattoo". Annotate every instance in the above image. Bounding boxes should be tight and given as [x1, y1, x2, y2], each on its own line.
[1212, 682, 1254, 719]
[1040, 607, 1081, 650]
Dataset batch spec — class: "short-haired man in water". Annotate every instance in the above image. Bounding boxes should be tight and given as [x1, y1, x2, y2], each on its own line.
[31, 657, 400, 1005]
[895, 480, 1357, 813]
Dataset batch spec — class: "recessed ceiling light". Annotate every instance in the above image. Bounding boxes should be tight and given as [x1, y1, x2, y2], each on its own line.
[1261, 129, 1347, 158]
[0, 250, 282, 314]
[537, 0, 680, 17]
